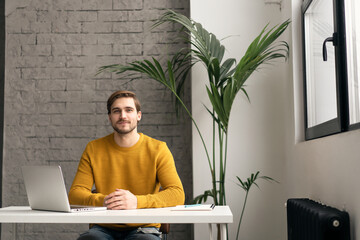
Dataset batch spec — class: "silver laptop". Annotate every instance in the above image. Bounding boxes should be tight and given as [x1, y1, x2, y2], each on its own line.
[22, 165, 106, 212]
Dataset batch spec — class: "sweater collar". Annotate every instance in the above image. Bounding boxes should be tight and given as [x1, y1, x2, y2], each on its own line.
[109, 132, 144, 151]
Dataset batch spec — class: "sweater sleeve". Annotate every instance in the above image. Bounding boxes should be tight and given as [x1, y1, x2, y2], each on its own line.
[68, 143, 106, 207]
[136, 142, 185, 208]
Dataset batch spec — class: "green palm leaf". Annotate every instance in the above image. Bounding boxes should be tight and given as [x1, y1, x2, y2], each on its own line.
[154, 10, 225, 66]
[193, 189, 218, 204]
[235, 171, 278, 239]
[218, 58, 236, 87]
[97, 52, 191, 117]
[154, 11, 289, 135]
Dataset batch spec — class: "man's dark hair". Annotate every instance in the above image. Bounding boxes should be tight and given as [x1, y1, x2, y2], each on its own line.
[107, 90, 141, 114]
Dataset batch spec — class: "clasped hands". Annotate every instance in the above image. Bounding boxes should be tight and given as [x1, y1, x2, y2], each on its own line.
[104, 189, 137, 210]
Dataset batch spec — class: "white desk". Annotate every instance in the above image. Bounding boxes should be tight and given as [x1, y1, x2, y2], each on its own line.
[0, 206, 233, 240]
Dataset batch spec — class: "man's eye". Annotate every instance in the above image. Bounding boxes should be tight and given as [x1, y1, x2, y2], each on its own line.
[126, 109, 133, 112]
[112, 110, 120, 113]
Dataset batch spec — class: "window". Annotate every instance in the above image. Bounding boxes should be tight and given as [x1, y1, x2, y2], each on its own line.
[344, 0, 360, 127]
[302, 0, 360, 140]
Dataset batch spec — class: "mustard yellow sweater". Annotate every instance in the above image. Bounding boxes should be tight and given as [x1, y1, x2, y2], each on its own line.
[69, 133, 185, 229]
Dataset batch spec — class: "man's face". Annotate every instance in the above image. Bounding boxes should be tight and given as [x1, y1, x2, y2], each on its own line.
[108, 97, 142, 135]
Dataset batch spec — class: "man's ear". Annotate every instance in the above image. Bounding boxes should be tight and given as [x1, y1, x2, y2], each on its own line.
[137, 111, 142, 121]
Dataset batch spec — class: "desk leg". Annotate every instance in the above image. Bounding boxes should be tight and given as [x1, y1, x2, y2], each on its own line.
[12, 223, 17, 240]
[208, 224, 227, 240]
[220, 224, 227, 240]
[208, 224, 213, 240]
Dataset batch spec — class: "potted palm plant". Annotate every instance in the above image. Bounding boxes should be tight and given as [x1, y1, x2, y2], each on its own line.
[98, 10, 289, 239]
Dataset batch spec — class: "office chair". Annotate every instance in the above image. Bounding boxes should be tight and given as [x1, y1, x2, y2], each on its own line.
[160, 223, 170, 239]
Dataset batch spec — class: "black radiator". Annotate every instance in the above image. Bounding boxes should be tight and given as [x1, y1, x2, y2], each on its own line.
[287, 198, 350, 240]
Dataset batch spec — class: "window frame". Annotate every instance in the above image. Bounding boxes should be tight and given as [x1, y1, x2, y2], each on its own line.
[0, 0, 5, 225]
[301, 0, 359, 140]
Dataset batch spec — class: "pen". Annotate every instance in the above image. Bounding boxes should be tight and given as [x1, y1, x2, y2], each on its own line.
[184, 204, 201, 208]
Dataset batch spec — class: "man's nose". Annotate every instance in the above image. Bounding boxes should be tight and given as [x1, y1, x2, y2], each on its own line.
[119, 111, 127, 119]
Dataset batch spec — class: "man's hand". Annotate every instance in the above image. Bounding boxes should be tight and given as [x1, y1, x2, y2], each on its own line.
[104, 189, 138, 210]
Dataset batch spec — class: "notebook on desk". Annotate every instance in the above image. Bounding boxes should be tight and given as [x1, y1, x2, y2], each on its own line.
[21, 165, 106, 213]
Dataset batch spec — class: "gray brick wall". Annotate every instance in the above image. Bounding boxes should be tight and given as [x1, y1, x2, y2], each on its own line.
[2, 0, 193, 239]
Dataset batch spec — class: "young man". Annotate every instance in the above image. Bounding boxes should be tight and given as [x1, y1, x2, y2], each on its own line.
[69, 90, 185, 240]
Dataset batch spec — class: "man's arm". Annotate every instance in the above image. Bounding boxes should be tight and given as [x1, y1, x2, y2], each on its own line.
[136, 142, 185, 209]
[68, 144, 106, 207]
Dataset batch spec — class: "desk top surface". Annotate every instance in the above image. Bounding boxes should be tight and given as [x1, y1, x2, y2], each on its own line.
[0, 206, 233, 224]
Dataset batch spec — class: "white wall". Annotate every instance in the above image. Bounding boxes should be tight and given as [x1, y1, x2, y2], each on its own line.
[191, 0, 291, 239]
[286, 0, 360, 239]
[191, 0, 360, 239]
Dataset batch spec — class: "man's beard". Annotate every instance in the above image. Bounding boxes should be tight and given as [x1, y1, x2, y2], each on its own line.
[112, 121, 137, 135]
